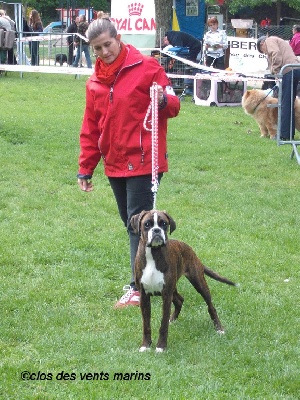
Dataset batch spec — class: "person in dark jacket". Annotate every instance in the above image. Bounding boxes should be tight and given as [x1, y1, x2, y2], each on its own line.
[73, 14, 92, 68]
[77, 18, 180, 308]
[163, 30, 202, 62]
[66, 16, 79, 65]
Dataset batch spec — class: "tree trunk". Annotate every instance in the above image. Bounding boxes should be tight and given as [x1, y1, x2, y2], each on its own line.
[154, 0, 173, 47]
[276, 0, 282, 25]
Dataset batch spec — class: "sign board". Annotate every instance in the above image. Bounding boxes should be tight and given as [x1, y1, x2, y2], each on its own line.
[228, 37, 268, 75]
[111, 1, 155, 35]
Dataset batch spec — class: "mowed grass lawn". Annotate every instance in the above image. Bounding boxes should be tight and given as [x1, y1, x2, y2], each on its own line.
[0, 72, 299, 399]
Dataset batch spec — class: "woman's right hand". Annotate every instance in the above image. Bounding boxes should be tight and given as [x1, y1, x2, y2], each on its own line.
[77, 178, 94, 192]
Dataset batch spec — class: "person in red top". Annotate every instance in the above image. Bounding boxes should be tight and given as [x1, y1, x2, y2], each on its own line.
[290, 25, 300, 57]
[77, 18, 180, 308]
[260, 17, 271, 28]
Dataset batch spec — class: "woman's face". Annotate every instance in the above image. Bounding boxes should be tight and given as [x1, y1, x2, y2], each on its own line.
[90, 31, 121, 64]
[208, 21, 218, 32]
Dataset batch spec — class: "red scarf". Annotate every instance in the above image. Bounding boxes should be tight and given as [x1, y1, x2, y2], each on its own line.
[95, 43, 127, 85]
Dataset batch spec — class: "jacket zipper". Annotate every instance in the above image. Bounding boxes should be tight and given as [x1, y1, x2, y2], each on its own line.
[109, 59, 142, 103]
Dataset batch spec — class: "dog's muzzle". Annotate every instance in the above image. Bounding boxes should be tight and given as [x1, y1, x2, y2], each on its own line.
[147, 228, 166, 248]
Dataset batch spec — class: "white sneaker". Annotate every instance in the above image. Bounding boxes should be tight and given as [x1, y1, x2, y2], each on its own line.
[114, 285, 140, 308]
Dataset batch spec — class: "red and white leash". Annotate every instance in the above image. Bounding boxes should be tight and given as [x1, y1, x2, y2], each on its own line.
[143, 82, 159, 209]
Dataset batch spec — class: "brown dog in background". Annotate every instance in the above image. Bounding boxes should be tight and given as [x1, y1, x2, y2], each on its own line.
[242, 89, 300, 139]
[242, 89, 279, 139]
[131, 210, 236, 353]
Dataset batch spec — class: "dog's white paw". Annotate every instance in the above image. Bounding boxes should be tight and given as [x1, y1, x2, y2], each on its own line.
[139, 346, 151, 352]
[155, 347, 165, 353]
[217, 329, 225, 335]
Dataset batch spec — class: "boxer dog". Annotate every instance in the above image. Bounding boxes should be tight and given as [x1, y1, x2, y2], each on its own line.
[131, 210, 236, 353]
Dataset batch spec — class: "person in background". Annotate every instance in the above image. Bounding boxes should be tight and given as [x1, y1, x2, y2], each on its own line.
[76, 18, 180, 308]
[0, 13, 11, 65]
[163, 30, 202, 62]
[28, 9, 43, 66]
[66, 16, 79, 66]
[257, 35, 300, 141]
[0, 12, 11, 30]
[73, 14, 92, 68]
[163, 31, 202, 96]
[260, 17, 271, 28]
[290, 25, 300, 60]
[0, 9, 16, 65]
[203, 16, 227, 69]
[97, 11, 110, 19]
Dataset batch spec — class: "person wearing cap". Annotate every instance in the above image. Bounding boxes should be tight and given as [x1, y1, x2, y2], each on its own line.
[290, 25, 300, 59]
[257, 35, 300, 140]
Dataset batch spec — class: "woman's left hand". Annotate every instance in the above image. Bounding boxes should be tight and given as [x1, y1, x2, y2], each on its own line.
[157, 85, 164, 103]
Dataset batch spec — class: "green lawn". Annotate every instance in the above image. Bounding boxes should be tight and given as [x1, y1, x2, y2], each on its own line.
[0, 72, 299, 399]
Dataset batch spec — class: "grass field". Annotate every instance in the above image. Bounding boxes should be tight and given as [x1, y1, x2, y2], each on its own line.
[0, 72, 299, 399]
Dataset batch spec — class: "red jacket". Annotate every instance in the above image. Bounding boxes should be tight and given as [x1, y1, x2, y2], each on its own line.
[78, 44, 180, 178]
[290, 32, 300, 56]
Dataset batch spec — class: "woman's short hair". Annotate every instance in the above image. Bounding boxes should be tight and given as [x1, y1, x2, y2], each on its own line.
[86, 18, 117, 42]
[207, 16, 218, 26]
[293, 25, 300, 32]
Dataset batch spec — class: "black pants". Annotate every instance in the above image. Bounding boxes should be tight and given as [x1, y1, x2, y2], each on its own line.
[280, 68, 300, 139]
[206, 55, 225, 70]
[68, 41, 74, 65]
[29, 41, 39, 66]
[108, 174, 163, 285]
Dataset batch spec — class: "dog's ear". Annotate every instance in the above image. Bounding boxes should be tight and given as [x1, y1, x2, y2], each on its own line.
[130, 210, 148, 236]
[163, 211, 176, 234]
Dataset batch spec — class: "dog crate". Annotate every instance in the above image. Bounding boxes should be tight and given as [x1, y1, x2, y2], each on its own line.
[194, 74, 247, 106]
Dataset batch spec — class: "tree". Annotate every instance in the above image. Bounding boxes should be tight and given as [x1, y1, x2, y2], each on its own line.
[226, 0, 300, 24]
[23, 0, 110, 24]
[154, 0, 173, 47]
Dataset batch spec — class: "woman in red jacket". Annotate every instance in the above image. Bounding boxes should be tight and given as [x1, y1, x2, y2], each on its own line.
[77, 18, 180, 308]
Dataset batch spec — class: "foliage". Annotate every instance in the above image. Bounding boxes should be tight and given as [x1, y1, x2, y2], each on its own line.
[0, 72, 299, 399]
[24, 0, 110, 25]
[225, 0, 300, 15]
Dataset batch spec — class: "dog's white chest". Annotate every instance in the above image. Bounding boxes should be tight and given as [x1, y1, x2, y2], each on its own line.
[141, 248, 165, 294]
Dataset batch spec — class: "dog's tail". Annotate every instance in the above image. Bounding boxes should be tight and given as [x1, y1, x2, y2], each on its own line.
[204, 266, 236, 286]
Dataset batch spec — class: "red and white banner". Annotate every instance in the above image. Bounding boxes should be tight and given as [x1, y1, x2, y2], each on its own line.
[111, 1, 156, 35]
